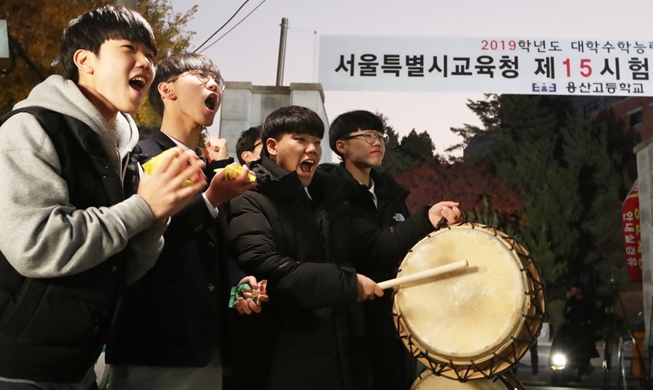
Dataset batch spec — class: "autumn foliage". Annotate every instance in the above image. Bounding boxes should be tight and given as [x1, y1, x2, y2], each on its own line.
[0, 0, 196, 122]
[395, 160, 525, 229]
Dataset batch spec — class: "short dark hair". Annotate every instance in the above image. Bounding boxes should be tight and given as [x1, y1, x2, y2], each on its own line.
[148, 53, 222, 116]
[329, 110, 384, 159]
[59, 5, 157, 83]
[261, 106, 325, 157]
[236, 126, 261, 164]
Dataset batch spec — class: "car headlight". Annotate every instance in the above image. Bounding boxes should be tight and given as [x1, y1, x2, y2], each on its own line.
[551, 352, 566, 369]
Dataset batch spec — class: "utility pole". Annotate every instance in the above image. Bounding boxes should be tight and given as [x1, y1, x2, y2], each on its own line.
[0, 20, 8, 58]
[275, 18, 288, 87]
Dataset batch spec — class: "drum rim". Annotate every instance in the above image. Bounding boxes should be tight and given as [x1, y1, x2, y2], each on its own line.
[395, 225, 528, 360]
[394, 222, 546, 381]
[410, 369, 525, 390]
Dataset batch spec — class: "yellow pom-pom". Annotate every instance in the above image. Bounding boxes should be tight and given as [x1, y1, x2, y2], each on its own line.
[215, 165, 256, 183]
[142, 149, 193, 187]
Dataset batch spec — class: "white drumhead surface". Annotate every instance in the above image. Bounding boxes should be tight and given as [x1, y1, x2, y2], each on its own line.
[395, 226, 526, 360]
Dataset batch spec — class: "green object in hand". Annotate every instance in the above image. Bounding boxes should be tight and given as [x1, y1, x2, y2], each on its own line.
[229, 283, 259, 308]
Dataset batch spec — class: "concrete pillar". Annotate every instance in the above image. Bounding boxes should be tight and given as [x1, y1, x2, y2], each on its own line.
[219, 82, 254, 157]
[219, 82, 331, 163]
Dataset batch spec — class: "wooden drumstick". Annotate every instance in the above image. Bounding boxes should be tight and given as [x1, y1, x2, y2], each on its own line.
[377, 260, 469, 289]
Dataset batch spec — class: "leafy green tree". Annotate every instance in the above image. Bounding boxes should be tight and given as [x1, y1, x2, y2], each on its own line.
[455, 95, 580, 296]
[450, 94, 573, 162]
[457, 94, 634, 302]
[447, 94, 501, 157]
[560, 115, 632, 297]
[471, 196, 521, 234]
[397, 129, 436, 163]
[0, 0, 196, 120]
[374, 112, 444, 176]
[374, 112, 417, 176]
[497, 130, 578, 297]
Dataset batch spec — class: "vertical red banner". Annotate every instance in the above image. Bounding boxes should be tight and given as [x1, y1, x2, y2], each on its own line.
[622, 179, 642, 283]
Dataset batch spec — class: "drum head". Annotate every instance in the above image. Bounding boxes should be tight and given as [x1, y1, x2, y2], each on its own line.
[395, 225, 529, 362]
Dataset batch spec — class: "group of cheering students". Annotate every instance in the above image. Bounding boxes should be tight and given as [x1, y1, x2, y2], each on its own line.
[0, 5, 462, 390]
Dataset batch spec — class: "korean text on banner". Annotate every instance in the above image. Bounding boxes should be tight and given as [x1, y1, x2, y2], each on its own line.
[318, 35, 653, 96]
[622, 179, 642, 283]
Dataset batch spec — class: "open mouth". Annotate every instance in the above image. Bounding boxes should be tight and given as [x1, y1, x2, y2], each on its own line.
[299, 159, 315, 173]
[204, 94, 218, 111]
[129, 76, 147, 92]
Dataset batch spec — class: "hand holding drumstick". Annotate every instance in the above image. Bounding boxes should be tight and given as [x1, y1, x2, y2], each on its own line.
[356, 260, 469, 301]
[356, 274, 384, 302]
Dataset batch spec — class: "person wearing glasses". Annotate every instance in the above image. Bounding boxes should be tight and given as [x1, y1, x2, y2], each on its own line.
[105, 53, 265, 390]
[227, 105, 461, 390]
[235, 126, 263, 165]
[321, 110, 417, 389]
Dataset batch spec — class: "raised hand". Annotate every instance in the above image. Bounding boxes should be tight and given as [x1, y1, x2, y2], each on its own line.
[205, 137, 229, 161]
[138, 146, 207, 224]
[427, 201, 462, 229]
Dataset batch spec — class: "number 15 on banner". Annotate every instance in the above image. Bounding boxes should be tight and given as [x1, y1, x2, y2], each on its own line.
[563, 59, 593, 77]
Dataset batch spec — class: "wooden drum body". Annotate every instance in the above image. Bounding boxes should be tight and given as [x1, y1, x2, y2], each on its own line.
[411, 370, 524, 390]
[393, 223, 545, 380]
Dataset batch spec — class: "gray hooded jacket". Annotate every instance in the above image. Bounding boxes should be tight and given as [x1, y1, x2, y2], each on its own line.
[0, 75, 165, 388]
[0, 75, 164, 282]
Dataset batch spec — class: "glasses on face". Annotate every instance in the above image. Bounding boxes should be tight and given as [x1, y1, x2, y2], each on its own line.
[343, 131, 389, 145]
[167, 69, 225, 91]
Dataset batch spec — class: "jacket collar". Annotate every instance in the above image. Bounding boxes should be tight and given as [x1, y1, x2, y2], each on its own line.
[252, 156, 346, 205]
[150, 130, 205, 161]
[251, 156, 307, 201]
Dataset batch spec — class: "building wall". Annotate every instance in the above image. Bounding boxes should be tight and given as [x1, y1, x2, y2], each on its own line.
[589, 96, 653, 142]
[219, 82, 332, 163]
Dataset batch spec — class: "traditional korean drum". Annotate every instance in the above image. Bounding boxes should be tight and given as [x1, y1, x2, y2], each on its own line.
[411, 370, 524, 390]
[393, 223, 546, 380]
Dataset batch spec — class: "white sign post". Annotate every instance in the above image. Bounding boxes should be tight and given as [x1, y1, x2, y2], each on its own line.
[318, 35, 653, 96]
[0, 20, 8, 58]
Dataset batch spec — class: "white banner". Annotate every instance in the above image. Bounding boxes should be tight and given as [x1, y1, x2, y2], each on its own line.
[317, 35, 653, 96]
[0, 20, 8, 59]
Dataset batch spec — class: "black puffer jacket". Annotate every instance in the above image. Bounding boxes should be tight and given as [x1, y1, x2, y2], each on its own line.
[227, 157, 434, 390]
[319, 163, 411, 281]
[320, 163, 417, 390]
